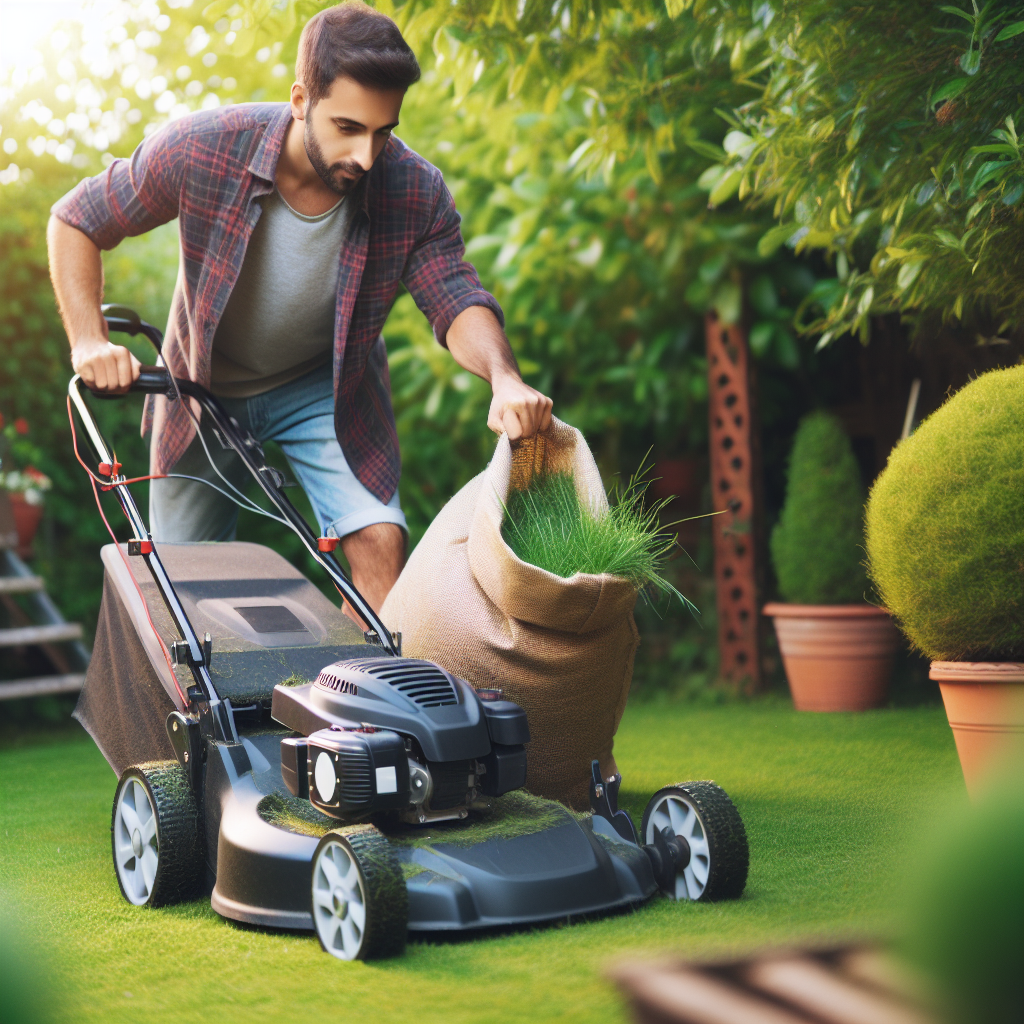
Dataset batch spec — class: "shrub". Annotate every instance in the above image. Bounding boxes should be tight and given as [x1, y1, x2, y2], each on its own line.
[770, 412, 870, 604]
[501, 470, 691, 609]
[865, 366, 1023, 661]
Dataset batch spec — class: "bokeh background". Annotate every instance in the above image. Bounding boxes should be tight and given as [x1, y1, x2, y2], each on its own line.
[1, 0, 1021, 724]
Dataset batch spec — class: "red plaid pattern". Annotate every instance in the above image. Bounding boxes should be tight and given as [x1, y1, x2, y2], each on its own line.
[52, 103, 503, 503]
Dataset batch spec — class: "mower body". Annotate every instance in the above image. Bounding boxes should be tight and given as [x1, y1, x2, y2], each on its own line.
[83, 540, 657, 933]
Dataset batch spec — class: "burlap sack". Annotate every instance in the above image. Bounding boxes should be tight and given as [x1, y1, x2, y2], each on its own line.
[381, 418, 639, 810]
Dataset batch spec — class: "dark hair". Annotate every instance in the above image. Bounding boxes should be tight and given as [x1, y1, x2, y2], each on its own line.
[296, 2, 420, 103]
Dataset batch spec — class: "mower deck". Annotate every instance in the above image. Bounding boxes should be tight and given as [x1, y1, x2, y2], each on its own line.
[207, 727, 657, 932]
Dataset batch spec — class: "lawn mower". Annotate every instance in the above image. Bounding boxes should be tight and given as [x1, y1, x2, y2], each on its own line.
[68, 305, 750, 960]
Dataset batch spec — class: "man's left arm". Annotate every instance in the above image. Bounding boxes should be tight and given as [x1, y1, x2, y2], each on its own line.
[445, 306, 551, 441]
[402, 171, 552, 440]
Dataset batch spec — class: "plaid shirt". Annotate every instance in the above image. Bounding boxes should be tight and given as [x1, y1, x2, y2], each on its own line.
[52, 102, 502, 503]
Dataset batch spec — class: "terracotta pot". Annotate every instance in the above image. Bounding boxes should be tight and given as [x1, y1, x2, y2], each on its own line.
[8, 491, 44, 560]
[930, 661, 1024, 798]
[763, 603, 900, 712]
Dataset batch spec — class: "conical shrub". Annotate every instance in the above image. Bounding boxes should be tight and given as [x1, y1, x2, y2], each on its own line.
[770, 411, 869, 604]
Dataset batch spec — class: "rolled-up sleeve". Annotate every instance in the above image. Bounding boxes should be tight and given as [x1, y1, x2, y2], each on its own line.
[51, 117, 190, 250]
[402, 170, 504, 347]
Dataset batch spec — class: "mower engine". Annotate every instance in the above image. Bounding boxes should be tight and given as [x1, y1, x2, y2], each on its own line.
[272, 657, 530, 824]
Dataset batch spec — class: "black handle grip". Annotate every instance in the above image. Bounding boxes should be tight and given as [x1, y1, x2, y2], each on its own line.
[131, 366, 175, 396]
[86, 366, 176, 400]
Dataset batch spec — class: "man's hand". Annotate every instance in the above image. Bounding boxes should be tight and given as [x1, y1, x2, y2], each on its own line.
[446, 305, 554, 441]
[72, 337, 142, 394]
[487, 372, 553, 441]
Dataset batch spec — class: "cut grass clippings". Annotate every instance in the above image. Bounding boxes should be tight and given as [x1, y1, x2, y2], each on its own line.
[258, 789, 586, 847]
[501, 469, 695, 610]
[0, 701, 964, 1024]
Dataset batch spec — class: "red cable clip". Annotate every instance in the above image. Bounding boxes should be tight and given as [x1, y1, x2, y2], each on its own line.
[98, 460, 122, 478]
[318, 536, 339, 553]
[128, 539, 154, 556]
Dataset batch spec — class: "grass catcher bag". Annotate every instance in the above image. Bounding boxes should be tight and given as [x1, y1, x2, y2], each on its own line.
[381, 418, 639, 810]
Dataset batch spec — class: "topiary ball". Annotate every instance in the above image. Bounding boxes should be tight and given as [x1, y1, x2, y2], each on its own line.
[865, 365, 1023, 661]
[770, 411, 870, 604]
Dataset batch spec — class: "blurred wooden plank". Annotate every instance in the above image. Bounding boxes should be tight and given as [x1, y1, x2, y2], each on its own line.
[0, 623, 83, 647]
[838, 949, 932, 1007]
[744, 957, 933, 1024]
[0, 575, 44, 594]
[0, 673, 86, 700]
[611, 963, 813, 1024]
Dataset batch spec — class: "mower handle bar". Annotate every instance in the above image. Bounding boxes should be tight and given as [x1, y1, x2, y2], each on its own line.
[71, 307, 399, 658]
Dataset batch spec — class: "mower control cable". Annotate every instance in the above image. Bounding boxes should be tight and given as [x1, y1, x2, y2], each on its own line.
[68, 374, 239, 746]
[83, 307, 399, 658]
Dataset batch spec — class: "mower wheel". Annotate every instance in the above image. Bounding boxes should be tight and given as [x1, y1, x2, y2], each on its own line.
[111, 761, 203, 907]
[311, 824, 408, 961]
[641, 781, 748, 902]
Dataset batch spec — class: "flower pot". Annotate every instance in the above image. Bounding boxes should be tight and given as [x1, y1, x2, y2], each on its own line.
[763, 603, 900, 712]
[8, 492, 44, 560]
[929, 661, 1024, 798]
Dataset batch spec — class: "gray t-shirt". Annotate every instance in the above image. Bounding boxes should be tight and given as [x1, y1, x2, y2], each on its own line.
[210, 188, 351, 398]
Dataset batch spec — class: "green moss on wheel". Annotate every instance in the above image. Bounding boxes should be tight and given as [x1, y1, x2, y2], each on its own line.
[770, 412, 869, 604]
[865, 366, 1023, 661]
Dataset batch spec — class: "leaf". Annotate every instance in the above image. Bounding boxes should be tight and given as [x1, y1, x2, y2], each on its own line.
[758, 224, 794, 257]
[697, 164, 728, 191]
[749, 321, 774, 355]
[932, 77, 970, 103]
[897, 260, 924, 291]
[722, 130, 753, 156]
[708, 169, 742, 207]
[938, 5, 976, 22]
[664, 0, 689, 19]
[967, 144, 1015, 156]
[713, 282, 742, 325]
[856, 285, 874, 316]
[1002, 181, 1024, 205]
[686, 139, 727, 161]
[959, 49, 981, 75]
[995, 21, 1024, 41]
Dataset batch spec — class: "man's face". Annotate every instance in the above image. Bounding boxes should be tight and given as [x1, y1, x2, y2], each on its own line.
[291, 76, 404, 196]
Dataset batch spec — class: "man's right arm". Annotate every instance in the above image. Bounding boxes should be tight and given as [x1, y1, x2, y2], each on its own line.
[48, 216, 140, 393]
[47, 114, 190, 392]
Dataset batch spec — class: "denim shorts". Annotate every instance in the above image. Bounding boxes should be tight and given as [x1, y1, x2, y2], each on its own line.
[149, 362, 406, 543]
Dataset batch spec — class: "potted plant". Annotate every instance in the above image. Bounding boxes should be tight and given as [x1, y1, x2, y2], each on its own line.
[764, 411, 900, 711]
[865, 366, 1023, 796]
[0, 414, 52, 559]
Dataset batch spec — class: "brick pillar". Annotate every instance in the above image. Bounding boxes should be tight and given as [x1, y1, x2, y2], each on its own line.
[705, 312, 763, 693]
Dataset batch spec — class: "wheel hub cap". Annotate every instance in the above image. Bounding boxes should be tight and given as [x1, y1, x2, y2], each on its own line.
[131, 828, 143, 858]
[332, 889, 348, 919]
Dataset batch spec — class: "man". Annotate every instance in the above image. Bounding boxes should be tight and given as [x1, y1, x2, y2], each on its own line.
[48, 2, 552, 614]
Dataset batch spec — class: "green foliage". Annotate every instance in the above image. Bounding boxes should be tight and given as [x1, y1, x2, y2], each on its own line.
[0, 0, 821, 666]
[686, 0, 1024, 343]
[902, 783, 1024, 1024]
[501, 469, 688, 605]
[865, 366, 1024, 661]
[770, 412, 870, 604]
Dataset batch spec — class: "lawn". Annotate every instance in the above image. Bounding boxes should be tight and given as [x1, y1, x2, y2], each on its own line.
[0, 699, 964, 1024]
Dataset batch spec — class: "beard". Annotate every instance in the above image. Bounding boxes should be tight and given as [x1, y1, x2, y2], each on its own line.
[304, 120, 365, 196]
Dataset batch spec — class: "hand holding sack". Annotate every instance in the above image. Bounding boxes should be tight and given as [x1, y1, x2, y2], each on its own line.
[381, 418, 639, 810]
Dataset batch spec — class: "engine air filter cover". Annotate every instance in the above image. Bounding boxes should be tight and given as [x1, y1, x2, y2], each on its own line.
[306, 726, 409, 818]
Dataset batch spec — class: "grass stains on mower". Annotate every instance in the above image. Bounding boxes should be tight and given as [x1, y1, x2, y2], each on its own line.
[70, 306, 750, 961]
